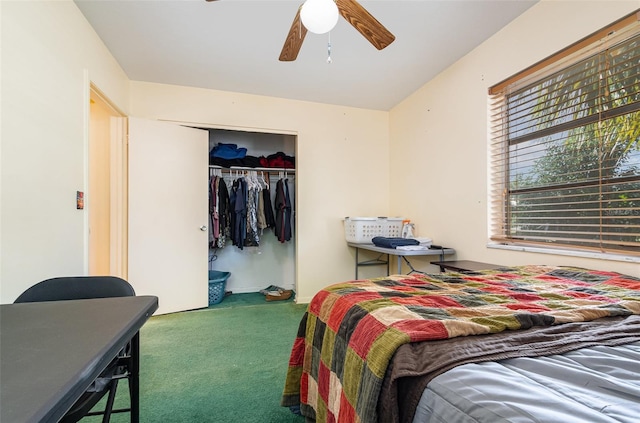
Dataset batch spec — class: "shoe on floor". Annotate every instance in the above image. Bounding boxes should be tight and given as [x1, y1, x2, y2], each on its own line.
[259, 285, 284, 295]
[266, 290, 293, 302]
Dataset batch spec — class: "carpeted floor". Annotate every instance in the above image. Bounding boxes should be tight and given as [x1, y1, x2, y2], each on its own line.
[86, 293, 307, 422]
[208, 291, 297, 309]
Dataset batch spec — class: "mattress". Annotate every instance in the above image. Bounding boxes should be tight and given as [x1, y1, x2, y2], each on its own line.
[413, 341, 640, 423]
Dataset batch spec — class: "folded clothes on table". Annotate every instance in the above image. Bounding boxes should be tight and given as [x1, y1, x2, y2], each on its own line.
[371, 237, 420, 249]
[396, 245, 430, 251]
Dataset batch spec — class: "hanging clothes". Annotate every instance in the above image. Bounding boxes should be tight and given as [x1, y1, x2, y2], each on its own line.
[209, 175, 221, 249]
[256, 172, 269, 231]
[274, 178, 292, 243]
[208, 173, 232, 249]
[232, 177, 248, 249]
[262, 183, 276, 229]
[283, 178, 292, 241]
[217, 177, 230, 248]
[210, 167, 294, 249]
[228, 179, 235, 244]
[245, 172, 261, 247]
[257, 189, 266, 231]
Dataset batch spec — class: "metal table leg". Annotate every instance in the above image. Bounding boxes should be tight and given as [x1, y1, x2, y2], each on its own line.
[131, 332, 140, 423]
[355, 248, 359, 279]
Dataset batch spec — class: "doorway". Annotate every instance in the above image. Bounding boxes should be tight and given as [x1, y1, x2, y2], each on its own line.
[88, 85, 127, 278]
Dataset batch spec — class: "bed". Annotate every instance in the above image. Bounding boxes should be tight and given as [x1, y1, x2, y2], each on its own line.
[281, 265, 640, 423]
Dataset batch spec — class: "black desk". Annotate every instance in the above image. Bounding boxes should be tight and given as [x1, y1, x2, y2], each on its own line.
[0, 296, 158, 423]
[348, 242, 455, 278]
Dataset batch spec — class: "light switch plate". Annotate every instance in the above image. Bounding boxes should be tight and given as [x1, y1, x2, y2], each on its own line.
[77, 191, 84, 210]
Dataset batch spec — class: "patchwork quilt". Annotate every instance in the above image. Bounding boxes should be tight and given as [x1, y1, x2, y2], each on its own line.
[281, 265, 640, 423]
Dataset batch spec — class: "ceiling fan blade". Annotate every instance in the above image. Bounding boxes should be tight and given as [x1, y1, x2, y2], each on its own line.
[279, 7, 308, 61]
[336, 0, 395, 50]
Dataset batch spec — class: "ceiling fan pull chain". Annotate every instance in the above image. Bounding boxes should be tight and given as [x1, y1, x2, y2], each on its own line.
[327, 32, 332, 64]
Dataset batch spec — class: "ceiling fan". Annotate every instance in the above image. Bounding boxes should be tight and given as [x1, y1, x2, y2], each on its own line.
[206, 0, 395, 62]
[279, 0, 395, 61]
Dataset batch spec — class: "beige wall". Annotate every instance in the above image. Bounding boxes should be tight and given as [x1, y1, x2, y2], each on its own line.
[0, 0, 389, 304]
[0, 0, 130, 302]
[389, 0, 640, 277]
[129, 81, 390, 302]
[2, 0, 638, 305]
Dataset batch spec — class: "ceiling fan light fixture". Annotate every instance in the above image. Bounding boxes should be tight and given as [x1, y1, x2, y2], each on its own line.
[300, 0, 339, 35]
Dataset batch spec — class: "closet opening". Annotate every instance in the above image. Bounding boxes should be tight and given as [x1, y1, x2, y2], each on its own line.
[203, 128, 297, 298]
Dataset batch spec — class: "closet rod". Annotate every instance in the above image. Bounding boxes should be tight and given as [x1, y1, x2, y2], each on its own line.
[209, 165, 296, 174]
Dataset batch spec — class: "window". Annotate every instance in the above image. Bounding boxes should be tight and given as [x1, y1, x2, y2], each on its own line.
[489, 11, 640, 257]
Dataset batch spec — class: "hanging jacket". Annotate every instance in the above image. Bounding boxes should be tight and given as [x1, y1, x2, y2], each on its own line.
[217, 177, 230, 248]
[209, 175, 216, 248]
[229, 179, 237, 246]
[212, 177, 220, 241]
[282, 178, 292, 242]
[246, 183, 260, 247]
[257, 190, 266, 231]
[263, 185, 276, 229]
[274, 179, 284, 242]
[274, 178, 293, 243]
[233, 178, 247, 249]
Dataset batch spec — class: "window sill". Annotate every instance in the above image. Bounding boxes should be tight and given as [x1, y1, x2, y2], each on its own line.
[487, 243, 640, 264]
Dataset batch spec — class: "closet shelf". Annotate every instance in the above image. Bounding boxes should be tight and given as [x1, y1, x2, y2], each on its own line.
[209, 165, 296, 173]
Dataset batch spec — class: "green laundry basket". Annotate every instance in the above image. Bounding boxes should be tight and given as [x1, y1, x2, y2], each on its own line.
[208, 270, 231, 306]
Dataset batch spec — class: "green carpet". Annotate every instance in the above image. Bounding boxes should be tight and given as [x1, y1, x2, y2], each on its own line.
[86, 295, 307, 422]
[209, 292, 296, 309]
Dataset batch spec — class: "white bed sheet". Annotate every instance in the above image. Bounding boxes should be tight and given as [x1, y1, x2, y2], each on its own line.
[412, 341, 640, 423]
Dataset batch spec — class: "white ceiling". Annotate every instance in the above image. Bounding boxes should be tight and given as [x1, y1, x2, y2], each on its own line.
[75, 0, 538, 111]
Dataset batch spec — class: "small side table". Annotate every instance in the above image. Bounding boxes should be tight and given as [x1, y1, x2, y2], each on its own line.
[347, 243, 455, 278]
[431, 260, 504, 273]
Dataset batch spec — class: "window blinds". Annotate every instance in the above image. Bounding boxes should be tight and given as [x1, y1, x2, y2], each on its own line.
[489, 10, 640, 256]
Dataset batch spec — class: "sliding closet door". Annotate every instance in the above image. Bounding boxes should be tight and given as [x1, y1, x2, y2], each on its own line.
[128, 117, 209, 314]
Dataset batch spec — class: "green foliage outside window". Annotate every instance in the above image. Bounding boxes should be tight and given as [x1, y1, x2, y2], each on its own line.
[495, 29, 640, 255]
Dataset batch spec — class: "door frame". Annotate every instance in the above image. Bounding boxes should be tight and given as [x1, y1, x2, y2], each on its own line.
[86, 82, 128, 278]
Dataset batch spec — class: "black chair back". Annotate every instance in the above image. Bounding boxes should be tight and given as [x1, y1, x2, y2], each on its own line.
[14, 276, 135, 303]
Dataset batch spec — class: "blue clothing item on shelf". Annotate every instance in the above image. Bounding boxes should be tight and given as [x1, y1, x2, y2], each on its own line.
[211, 143, 248, 159]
